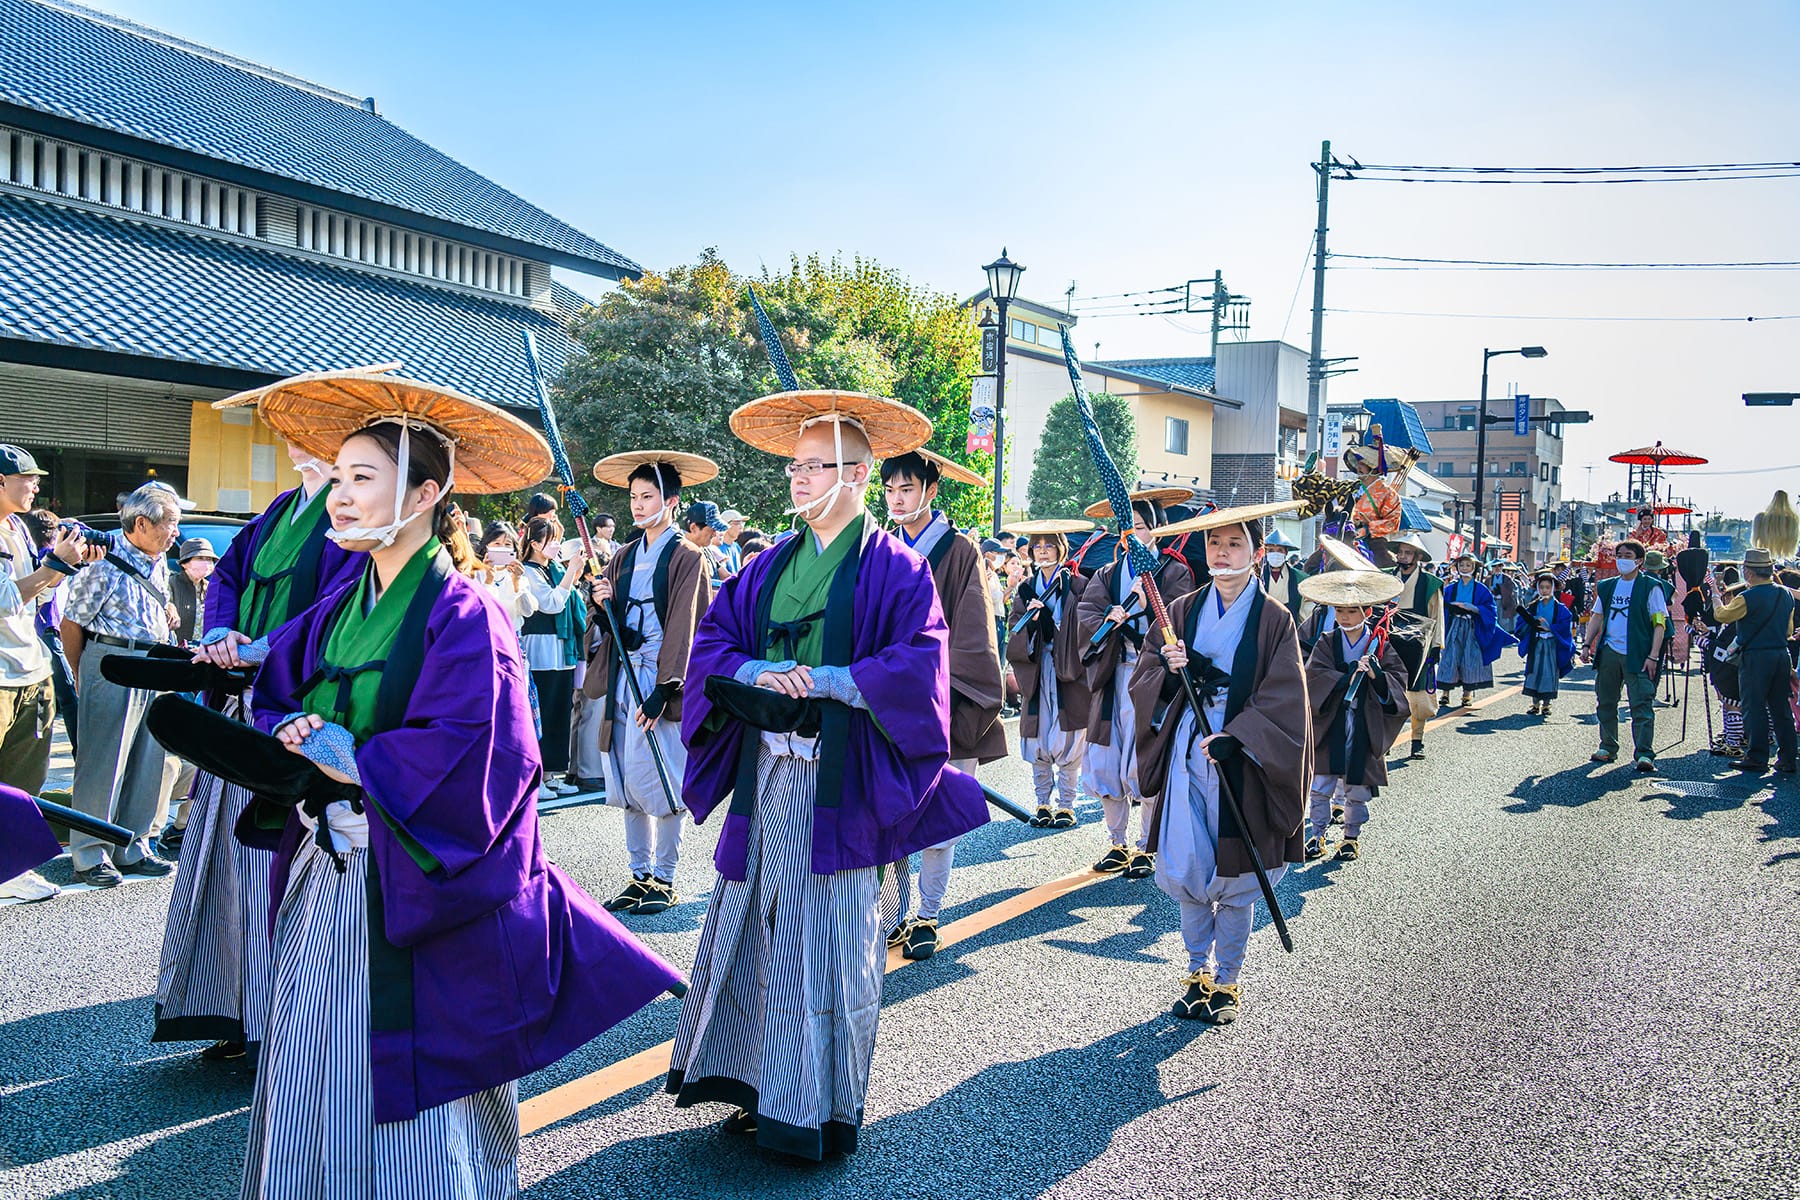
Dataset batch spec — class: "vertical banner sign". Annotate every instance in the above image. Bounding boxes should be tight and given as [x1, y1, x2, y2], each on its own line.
[981, 326, 999, 374]
[1513, 393, 1530, 437]
[1497, 491, 1523, 560]
[968, 375, 997, 453]
[1447, 532, 1467, 560]
[1323, 413, 1344, 458]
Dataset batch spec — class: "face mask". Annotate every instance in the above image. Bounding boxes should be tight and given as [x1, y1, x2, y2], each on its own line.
[1617, 558, 1639, 575]
[885, 503, 929, 528]
[1212, 563, 1253, 579]
[633, 501, 675, 531]
[1458, 568, 1474, 579]
[327, 419, 454, 549]
[1266, 551, 1289, 570]
[786, 416, 864, 522]
[1339, 620, 1368, 640]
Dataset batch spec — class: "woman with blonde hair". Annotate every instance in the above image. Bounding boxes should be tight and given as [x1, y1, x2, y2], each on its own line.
[1752, 490, 1799, 558]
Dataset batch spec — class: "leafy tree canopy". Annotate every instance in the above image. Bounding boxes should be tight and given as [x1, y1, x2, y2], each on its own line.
[1026, 393, 1139, 520]
[549, 249, 988, 531]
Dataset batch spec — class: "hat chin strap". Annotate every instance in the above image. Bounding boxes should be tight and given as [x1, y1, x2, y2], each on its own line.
[326, 418, 455, 548]
[785, 415, 865, 522]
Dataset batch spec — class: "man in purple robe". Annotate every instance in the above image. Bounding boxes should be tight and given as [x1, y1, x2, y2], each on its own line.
[666, 394, 988, 1161]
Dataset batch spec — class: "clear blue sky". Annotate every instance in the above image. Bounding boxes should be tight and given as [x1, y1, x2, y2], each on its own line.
[97, 0, 1800, 517]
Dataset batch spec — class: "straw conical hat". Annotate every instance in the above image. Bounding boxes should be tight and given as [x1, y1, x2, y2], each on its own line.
[1004, 518, 1094, 536]
[915, 447, 987, 487]
[1318, 534, 1377, 572]
[1386, 531, 1432, 560]
[1298, 569, 1403, 606]
[1153, 499, 1307, 540]
[1083, 487, 1195, 522]
[222, 368, 551, 495]
[592, 450, 720, 490]
[730, 390, 932, 458]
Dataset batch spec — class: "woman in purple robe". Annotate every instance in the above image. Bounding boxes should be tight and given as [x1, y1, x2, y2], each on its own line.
[238, 375, 681, 1198]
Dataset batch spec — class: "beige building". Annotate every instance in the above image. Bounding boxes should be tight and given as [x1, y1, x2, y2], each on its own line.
[967, 292, 1237, 519]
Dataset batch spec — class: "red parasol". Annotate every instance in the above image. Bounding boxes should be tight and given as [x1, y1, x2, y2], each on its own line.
[1629, 504, 1694, 516]
[1608, 442, 1708, 467]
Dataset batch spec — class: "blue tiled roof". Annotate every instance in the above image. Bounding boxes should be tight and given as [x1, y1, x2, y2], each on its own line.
[1361, 399, 1434, 455]
[1092, 357, 1217, 393]
[0, 190, 578, 410]
[1400, 497, 1433, 532]
[1, 0, 638, 277]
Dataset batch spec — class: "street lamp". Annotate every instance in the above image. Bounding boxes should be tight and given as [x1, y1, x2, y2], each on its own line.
[983, 248, 1025, 534]
[1473, 345, 1547, 555]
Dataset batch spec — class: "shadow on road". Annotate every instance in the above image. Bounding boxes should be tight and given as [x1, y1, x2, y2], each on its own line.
[1501, 763, 1642, 814]
[524, 1016, 1214, 1200]
[0, 998, 251, 1171]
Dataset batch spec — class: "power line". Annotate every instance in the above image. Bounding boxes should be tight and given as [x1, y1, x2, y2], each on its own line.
[1326, 307, 1800, 323]
[1341, 172, 1800, 185]
[1281, 231, 1316, 342]
[1335, 159, 1800, 185]
[1331, 253, 1800, 271]
[1070, 284, 1184, 303]
[1344, 160, 1800, 174]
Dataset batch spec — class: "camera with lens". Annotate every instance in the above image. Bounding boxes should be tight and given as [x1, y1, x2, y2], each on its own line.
[60, 521, 111, 548]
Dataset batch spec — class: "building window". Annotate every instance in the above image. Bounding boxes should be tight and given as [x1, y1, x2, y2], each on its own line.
[1439, 461, 1453, 476]
[1037, 324, 1059, 346]
[1551, 465, 1560, 484]
[1165, 416, 1189, 456]
[1539, 463, 1549, 481]
[1443, 416, 1457, 430]
[1511, 461, 1528, 477]
[1011, 318, 1033, 343]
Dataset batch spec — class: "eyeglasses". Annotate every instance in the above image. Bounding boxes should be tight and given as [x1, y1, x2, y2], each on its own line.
[784, 460, 846, 479]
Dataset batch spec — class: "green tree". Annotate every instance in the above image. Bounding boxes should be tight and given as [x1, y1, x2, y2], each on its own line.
[551, 250, 987, 530]
[1026, 393, 1139, 519]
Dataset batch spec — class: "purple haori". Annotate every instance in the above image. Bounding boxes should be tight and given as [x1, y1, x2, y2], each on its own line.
[679, 527, 990, 876]
[247, 568, 682, 1123]
[0, 784, 64, 882]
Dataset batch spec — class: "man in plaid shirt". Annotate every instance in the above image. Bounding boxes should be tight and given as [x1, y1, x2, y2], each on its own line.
[59, 482, 183, 887]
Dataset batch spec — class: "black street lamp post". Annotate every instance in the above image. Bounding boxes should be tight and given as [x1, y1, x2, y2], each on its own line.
[983, 249, 1024, 535]
[1473, 345, 1547, 554]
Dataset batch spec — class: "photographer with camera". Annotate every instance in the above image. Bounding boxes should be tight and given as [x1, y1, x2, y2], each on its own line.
[58, 481, 183, 887]
[0, 445, 103, 901]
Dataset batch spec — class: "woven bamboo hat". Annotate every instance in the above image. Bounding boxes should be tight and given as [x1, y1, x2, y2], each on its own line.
[1083, 487, 1195, 521]
[1299, 569, 1403, 606]
[730, 390, 932, 458]
[1153, 499, 1306, 540]
[1386, 531, 1432, 560]
[915, 447, 987, 487]
[1004, 518, 1094, 536]
[222, 367, 552, 495]
[592, 450, 720, 490]
[1318, 534, 1378, 571]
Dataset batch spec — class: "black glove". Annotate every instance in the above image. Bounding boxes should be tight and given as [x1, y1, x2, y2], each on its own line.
[1207, 732, 1243, 762]
[641, 679, 682, 721]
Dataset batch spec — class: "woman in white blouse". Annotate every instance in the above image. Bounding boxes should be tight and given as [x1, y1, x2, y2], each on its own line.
[519, 516, 588, 799]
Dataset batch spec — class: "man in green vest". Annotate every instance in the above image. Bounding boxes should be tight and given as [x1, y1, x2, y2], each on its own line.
[1579, 539, 1670, 772]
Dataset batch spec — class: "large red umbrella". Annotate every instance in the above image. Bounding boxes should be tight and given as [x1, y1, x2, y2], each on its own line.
[1629, 504, 1693, 516]
[1608, 443, 1708, 467]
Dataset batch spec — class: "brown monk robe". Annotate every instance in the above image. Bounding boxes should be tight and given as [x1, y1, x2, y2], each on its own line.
[928, 530, 1008, 765]
[1130, 582, 1310, 881]
[1006, 561, 1092, 826]
[581, 528, 713, 749]
[1077, 553, 1197, 759]
[1303, 617, 1409, 859]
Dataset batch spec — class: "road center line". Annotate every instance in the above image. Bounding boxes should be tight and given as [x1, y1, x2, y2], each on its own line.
[518, 864, 1112, 1135]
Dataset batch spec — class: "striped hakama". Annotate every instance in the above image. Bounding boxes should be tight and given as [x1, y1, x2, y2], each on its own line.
[154, 693, 273, 1047]
[1523, 633, 1561, 699]
[1438, 614, 1493, 690]
[667, 739, 882, 1160]
[1021, 638, 1084, 811]
[154, 772, 273, 1045]
[1082, 647, 1152, 849]
[241, 837, 518, 1200]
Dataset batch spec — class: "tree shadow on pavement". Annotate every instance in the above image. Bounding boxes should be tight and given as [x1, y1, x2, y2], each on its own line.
[32, 1105, 248, 1200]
[524, 1016, 1215, 1200]
[1759, 786, 1800, 865]
[0, 998, 252, 1172]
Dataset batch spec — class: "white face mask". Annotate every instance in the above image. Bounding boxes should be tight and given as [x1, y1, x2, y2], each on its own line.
[1339, 620, 1368, 640]
[633, 502, 675, 532]
[1458, 567, 1474, 578]
[1616, 558, 1639, 575]
[326, 419, 454, 549]
[785, 416, 865, 522]
[1266, 551, 1289, 570]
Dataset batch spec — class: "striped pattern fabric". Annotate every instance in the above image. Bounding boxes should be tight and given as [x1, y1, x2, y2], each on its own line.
[240, 840, 519, 1199]
[155, 696, 274, 1044]
[667, 745, 882, 1161]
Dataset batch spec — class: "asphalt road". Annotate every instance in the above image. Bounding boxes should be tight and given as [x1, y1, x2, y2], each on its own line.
[3, 660, 1796, 1199]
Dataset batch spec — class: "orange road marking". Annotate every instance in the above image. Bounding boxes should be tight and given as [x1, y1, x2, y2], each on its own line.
[518, 864, 1113, 1135]
[1423, 683, 1523, 732]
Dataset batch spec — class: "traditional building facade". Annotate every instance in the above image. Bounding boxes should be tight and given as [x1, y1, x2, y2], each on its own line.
[1, 0, 637, 513]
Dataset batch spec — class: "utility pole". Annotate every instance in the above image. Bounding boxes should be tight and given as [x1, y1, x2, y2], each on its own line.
[1210, 270, 1225, 359]
[1305, 138, 1331, 457]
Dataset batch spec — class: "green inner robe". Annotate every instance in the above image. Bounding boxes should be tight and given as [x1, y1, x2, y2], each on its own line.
[238, 483, 331, 637]
[293, 537, 441, 871]
[763, 520, 864, 666]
